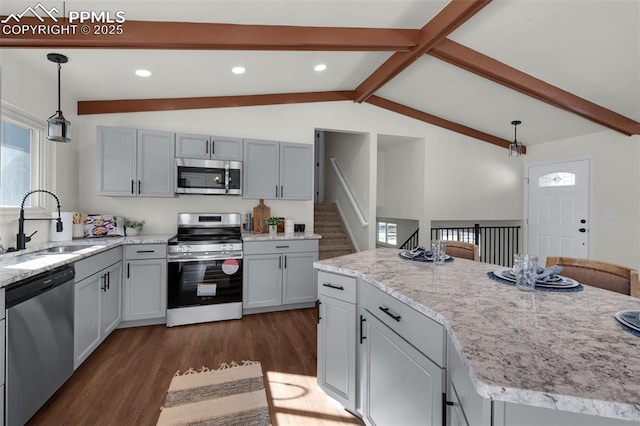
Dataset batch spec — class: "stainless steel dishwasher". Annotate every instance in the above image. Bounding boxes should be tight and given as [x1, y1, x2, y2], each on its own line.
[5, 265, 75, 426]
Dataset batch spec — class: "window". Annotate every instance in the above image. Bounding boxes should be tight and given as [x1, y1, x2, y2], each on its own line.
[0, 102, 48, 211]
[377, 221, 397, 246]
[538, 172, 575, 187]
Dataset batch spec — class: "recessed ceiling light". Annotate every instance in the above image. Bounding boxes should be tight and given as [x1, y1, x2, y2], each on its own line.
[232, 66, 246, 75]
[314, 64, 327, 72]
[135, 69, 152, 77]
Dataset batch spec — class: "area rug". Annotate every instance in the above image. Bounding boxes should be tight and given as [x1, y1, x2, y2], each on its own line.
[157, 361, 271, 426]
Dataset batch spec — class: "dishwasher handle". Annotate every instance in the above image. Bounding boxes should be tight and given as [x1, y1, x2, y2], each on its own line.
[6, 265, 75, 308]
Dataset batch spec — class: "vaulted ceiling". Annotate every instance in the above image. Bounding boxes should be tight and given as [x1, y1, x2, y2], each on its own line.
[1, 0, 639, 152]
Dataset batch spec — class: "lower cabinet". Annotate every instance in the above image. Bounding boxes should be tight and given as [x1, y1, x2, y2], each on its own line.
[123, 244, 167, 321]
[243, 239, 318, 312]
[74, 246, 123, 369]
[317, 271, 358, 412]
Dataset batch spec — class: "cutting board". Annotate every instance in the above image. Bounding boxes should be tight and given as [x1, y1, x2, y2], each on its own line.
[252, 199, 270, 233]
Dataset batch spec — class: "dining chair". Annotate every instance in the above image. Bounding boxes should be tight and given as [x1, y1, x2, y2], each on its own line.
[545, 256, 639, 297]
[444, 241, 479, 261]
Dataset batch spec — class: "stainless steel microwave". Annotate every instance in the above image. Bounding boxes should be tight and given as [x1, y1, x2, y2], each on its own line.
[175, 158, 242, 195]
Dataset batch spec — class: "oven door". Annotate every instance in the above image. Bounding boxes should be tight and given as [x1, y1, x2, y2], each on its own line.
[167, 257, 243, 308]
[175, 158, 242, 195]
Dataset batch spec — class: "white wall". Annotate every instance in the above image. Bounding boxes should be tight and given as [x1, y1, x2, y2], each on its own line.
[526, 131, 640, 270]
[0, 52, 79, 249]
[324, 130, 371, 250]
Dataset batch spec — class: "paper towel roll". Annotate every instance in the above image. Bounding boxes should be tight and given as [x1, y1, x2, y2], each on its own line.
[50, 212, 73, 242]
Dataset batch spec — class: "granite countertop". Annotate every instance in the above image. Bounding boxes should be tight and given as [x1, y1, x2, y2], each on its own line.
[242, 231, 321, 241]
[0, 234, 175, 288]
[314, 248, 640, 422]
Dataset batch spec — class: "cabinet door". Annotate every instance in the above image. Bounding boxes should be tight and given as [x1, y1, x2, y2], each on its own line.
[282, 251, 317, 305]
[279, 142, 312, 200]
[362, 312, 443, 426]
[137, 129, 176, 197]
[101, 262, 122, 337]
[74, 273, 101, 368]
[96, 126, 137, 196]
[243, 254, 282, 308]
[175, 132, 210, 159]
[243, 139, 279, 199]
[211, 136, 243, 161]
[124, 259, 167, 321]
[317, 295, 357, 412]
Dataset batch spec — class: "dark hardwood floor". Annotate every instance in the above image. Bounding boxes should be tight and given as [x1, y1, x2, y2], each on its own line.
[29, 308, 362, 426]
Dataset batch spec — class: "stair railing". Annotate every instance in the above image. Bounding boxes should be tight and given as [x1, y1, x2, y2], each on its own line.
[329, 157, 368, 227]
[399, 229, 419, 250]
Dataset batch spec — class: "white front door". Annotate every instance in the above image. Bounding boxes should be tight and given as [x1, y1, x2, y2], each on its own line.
[526, 159, 590, 265]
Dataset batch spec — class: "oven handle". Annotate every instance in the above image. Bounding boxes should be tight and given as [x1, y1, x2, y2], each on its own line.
[167, 254, 243, 263]
[224, 162, 230, 194]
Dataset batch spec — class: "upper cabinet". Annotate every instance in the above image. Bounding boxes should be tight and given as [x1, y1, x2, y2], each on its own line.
[175, 133, 243, 161]
[243, 139, 312, 200]
[97, 126, 175, 197]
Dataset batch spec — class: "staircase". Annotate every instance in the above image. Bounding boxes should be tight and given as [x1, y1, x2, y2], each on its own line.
[314, 202, 356, 260]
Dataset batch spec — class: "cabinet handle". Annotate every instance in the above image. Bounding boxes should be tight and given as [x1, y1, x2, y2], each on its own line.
[100, 274, 107, 292]
[127, 263, 130, 279]
[131, 180, 134, 194]
[322, 282, 344, 291]
[275, 185, 278, 198]
[138, 180, 141, 194]
[211, 140, 215, 155]
[279, 256, 282, 269]
[275, 245, 289, 249]
[359, 315, 367, 344]
[284, 255, 287, 269]
[205, 140, 209, 154]
[379, 306, 401, 322]
[316, 300, 321, 324]
[106, 271, 110, 290]
[280, 185, 284, 198]
[136, 250, 155, 253]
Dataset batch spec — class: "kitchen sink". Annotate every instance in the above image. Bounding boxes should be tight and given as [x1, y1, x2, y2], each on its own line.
[34, 245, 95, 254]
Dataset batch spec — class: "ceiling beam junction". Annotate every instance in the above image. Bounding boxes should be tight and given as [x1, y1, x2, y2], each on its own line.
[352, 0, 492, 103]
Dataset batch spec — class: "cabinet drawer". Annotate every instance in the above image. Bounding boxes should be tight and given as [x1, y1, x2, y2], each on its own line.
[75, 246, 123, 282]
[124, 244, 167, 259]
[318, 271, 356, 304]
[361, 282, 445, 367]
[244, 239, 318, 255]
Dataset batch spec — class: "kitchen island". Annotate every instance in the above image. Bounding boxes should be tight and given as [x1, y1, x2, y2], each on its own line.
[315, 248, 640, 424]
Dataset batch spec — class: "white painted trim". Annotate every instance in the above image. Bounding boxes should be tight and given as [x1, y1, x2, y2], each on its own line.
[332, 198, 361, 252]
[524, 156, 593, 260]
[328, 157, 368, 227]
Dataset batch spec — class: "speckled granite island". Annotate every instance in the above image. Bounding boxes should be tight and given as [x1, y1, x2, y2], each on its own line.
[315, 249, 640, 425]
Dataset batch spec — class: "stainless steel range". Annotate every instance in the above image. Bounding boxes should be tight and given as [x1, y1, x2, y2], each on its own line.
[167, 213, 243, 327]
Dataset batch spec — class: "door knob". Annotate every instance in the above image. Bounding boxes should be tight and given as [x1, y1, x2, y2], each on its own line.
[580, 219, 586, 224]
[579, 228, 586, 233]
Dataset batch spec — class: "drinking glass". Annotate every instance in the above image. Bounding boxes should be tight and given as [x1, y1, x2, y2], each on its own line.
[431, 240, 447, 265]
[514, 254, 538, 291]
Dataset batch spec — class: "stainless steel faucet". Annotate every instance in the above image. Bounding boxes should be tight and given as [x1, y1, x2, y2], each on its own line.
[16, 189, 63, 250]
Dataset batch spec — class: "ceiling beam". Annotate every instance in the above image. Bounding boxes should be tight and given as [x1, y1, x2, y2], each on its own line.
[429, 38, 640, 136]
[366, 95, 524, 153]
[353, 0, 492, 103]
[77, 91, 355, 115]
[0, 18, 419, 51]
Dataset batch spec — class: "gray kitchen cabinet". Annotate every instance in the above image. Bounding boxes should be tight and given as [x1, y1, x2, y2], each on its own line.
[360, 281, 444, 426]
[97, 126, 175, 197]
[74, 246, 123, 369]
[175, 132, 243, 161]
[317, 271, 358, 413]
[123, 244, 167, 322]
[243, 239, 318, 313]
[243, 139, 312, 200]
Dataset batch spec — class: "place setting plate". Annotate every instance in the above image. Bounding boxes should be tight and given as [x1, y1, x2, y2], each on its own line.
[495, 268, 580, 289]
[398, 250, 452, 263]
[614, 311, 640, 333]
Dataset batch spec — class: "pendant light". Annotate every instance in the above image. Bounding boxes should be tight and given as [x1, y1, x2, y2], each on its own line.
[509, 120, 522, 157]
[47, 53, 71, 143]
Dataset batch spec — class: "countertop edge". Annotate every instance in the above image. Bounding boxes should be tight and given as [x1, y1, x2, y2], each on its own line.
[313, 262, 640, 422]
